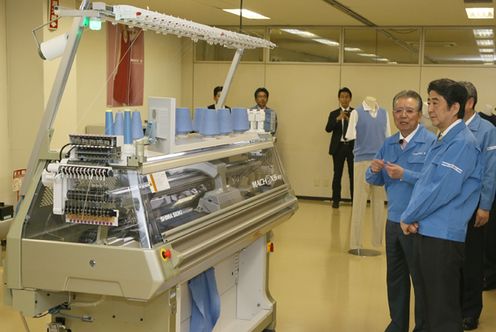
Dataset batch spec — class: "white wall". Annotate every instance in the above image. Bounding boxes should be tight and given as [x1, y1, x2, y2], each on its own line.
[192, 63, 265, 109]
[76, 27, 183, 130]
[0, 0, 11, 203]
[266, 64, 341, 198]
[5, 0, 45, 203]
[187, 60, 496, 198]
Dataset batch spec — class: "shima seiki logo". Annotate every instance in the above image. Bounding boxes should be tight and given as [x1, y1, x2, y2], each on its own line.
[251, 174, 283, 189]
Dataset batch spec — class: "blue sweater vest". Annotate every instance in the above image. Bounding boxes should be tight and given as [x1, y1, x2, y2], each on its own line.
[354, 106, 387, 162]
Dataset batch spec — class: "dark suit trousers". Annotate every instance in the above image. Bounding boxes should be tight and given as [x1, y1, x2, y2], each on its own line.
[484, 199, 496, 286]
[413, 235, 464, 332]
[331, 142, 353, 202]
[461, 211, 484, 319]
[385, 222, 426, 332]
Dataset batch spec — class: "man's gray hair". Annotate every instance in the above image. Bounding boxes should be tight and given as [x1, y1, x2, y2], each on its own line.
[392, 90, 423, 112]
[459, 81, 478, 109]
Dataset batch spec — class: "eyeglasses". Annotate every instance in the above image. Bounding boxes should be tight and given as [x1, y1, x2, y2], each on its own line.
[393, 108, 418, 115]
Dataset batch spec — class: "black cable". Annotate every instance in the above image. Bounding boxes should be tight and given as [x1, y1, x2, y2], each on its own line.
[59, 143, 73, 161]
[239, 0, 243, 32]
[65, 146, 77, 159]
[45, 142, 72, 171]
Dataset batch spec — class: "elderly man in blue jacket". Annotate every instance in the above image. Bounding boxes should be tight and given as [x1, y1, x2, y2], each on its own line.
[367, 90, 436, 332]
[458, 81, 496, 331]
[400, 79, 482, 332]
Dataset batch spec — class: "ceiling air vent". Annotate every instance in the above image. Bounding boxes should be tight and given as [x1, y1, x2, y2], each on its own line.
[464, 0, 492, 3]
[406, 41, 458, 48]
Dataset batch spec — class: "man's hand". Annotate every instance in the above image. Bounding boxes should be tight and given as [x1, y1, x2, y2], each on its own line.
[385, 162, 404, 179]
[370, 159, 385, 173]
[337, 111, 349, 121]
[400, 221, 418, 235]
[475, 208, 490, 227]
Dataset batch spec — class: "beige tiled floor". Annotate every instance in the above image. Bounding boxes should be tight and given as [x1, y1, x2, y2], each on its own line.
[0, 267, 50, 331]
[268, 199, 496, 332]
[1, 200, 496, 331]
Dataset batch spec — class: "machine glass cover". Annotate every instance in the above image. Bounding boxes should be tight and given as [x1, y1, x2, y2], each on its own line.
[22, 147, 285, 248]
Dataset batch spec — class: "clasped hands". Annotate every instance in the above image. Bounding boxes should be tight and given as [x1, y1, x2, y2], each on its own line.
[337, 111, 349, 121]
[400, 221, 419, 235]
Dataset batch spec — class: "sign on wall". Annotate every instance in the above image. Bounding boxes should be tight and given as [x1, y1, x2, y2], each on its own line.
[48, 0, 59, 31]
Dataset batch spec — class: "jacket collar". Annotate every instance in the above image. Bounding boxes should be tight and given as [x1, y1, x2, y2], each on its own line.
[438, 120, 466, 144]
[387, 124, 427, 146]
[466, 112, 482, 132]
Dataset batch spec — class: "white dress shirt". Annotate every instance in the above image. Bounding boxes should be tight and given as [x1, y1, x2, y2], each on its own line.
[345, 101, 391, 141]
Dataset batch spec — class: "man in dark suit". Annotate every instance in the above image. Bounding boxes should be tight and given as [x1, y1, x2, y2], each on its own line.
[207, 86, 230, 110]
[325, 87, 354, 208]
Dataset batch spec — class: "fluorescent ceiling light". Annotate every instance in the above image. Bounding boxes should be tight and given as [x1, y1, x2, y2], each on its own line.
[376, 58, 389, 62]
[465, 8, 494, 19]
[481, 54, 494, 59]
[479, 48, 494, 53]
[473, 29, 494, 38]
[345, 47, 362, 52]
[388, 61, 398, 64]
[358, 53, 377, 57]
[476, 39, 494, 46]
[223, 9, 270, 20]
[312, 38, 339, 46]
[281, 29, 317, 38]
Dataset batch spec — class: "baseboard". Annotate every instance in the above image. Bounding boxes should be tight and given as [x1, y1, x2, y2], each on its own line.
[295, 196, 387, 205]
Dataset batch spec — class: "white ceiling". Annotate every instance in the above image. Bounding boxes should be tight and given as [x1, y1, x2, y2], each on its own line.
[105, 0, 496, 27]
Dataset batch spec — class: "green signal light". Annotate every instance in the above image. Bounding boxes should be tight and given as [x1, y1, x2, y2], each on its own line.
[82, 17, 90, 28]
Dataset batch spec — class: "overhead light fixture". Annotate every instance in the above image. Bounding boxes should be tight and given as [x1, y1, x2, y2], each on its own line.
[476, 39, 494, 46]
[481, 54, 494, 60]
[312, 38, 339, 46]
[376, 58, 389, 62]
[465, 8, 494, 19]
[479, 48, 494, 53]
[473, 29, 494, 38]
[89, 17, 102, 31]
[222, 9, 270, 20]
[358, 53, 377, 57]
[388, 61, 398, 64]
[344, 47, 362, 52]
[281, 29, 317, 38]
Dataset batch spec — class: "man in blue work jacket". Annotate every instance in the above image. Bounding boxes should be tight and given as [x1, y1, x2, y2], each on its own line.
[400, 79, 482, 332]
[459, 81, 496, 331]
[367, 90, 436, 332]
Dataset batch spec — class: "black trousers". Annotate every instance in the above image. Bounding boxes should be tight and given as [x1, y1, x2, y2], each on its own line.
[331, 142, 353, 202]
[461, 211, 484, 319]
[484, 199, 496, 287]
[413, 235, 464, 332]
[385, 222, 426, 332]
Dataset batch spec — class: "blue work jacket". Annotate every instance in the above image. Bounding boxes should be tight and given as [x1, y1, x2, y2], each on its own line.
[400, 121, 482, 242]
[366, 125, 436, 222]
[467, 113, 496, 211]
